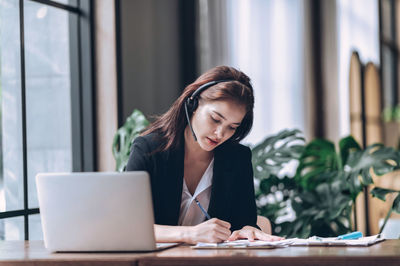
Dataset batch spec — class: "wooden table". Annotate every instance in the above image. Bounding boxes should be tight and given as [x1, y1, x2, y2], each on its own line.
[0, 240, 399, 266]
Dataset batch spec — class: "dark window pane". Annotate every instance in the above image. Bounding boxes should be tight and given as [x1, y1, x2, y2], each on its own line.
[24, 0, 73, 209]
[0, 0, 25, 212]
[382, 46, 395, 108]
[381, 0, 393, 41]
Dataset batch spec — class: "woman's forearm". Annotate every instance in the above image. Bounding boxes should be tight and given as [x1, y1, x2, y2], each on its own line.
[154, 224, 191, 243]
[154, 219, 233, 244]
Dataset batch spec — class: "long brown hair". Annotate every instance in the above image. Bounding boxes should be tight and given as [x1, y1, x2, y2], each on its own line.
[142, 65, 254, 152]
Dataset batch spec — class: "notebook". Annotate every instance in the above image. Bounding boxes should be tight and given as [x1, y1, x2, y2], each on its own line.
[36, 171, 178, 252]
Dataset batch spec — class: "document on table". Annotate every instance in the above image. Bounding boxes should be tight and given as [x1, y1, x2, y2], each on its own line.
[192, 235, 384, 249]
[290, 234, 385, 246]
[192, 239, 296, 249]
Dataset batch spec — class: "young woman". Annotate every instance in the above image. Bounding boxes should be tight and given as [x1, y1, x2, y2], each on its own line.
[127, 66, 282, 244]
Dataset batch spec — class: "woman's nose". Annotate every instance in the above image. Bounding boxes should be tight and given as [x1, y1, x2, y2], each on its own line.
[215, 126, 224, 139]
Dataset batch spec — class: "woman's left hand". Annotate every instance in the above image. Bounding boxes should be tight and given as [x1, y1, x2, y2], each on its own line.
[228, 226, 284, 242]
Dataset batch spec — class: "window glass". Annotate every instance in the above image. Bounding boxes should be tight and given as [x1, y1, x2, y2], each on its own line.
[24, 0, 73, 209]
[223, 0, 305, 144]
[337, 0, 380, 136]
[29, 214, 43, 240]
[0, 216, 24, 240]
[0, 0, 90, 241]
[0, 0, 24, 213]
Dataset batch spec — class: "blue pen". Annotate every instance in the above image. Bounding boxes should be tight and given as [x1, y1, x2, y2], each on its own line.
[194, 198, 211, 220]
[337, 231, 363, 240]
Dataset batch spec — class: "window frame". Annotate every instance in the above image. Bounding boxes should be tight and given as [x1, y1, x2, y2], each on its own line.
[379, 0, 399, 108]
[0, 0, 95, 240]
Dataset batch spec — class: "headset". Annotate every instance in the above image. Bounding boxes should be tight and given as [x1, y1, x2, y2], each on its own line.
[184, 80, 233, 141]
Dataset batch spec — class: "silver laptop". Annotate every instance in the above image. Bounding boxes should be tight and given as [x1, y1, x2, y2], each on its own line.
[36, 171, 177, 252]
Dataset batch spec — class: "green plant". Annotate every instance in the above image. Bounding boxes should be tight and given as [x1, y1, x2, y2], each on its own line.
[112, 109, 149, 172]
[251, 129, 305, 235]
[253, 129, 400, 238]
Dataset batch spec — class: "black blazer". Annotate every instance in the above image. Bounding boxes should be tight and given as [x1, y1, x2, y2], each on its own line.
[126, 133, 258, 231]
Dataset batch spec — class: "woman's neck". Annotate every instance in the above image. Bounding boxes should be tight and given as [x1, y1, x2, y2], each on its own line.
[183, 126, 213, 163]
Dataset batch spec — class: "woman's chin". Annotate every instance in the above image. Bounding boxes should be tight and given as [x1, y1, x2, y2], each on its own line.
[198, 139, 218, 151]
[198, 144, 214, 151]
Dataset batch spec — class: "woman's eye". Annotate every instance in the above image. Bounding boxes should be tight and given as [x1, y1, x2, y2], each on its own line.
[211, 117, 220, 123]
[229, 126, 237, 131]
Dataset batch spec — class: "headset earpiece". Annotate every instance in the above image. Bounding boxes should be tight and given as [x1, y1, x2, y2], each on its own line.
[186, 96, 198, 113]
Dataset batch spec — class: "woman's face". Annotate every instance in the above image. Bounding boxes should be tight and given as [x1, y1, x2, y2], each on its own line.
[190, 100, 246, 151]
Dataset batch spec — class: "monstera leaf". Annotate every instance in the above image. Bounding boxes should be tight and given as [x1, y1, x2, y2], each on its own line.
[345, 144, 399, 200]
[295, 138, 339, 191]
[370, 187, 400, 235]
[339, 136, 362, 168]
[371, 187, 400, 201]
[252, 129, 304, 180]
[112, 109, 149, 172]
[292, 178, 353, 237]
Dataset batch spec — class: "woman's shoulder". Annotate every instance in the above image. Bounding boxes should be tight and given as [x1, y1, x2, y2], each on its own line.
[132, 132, 163, 153]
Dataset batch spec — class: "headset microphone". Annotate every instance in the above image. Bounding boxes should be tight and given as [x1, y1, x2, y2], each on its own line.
[184, 79, 233, 142]
[184, 101, 197, 141]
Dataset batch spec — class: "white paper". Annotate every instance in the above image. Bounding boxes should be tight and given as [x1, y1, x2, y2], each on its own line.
[194, 238, 296, 249]
[193, 235, 385, 249]
[291, 234, 385, 246]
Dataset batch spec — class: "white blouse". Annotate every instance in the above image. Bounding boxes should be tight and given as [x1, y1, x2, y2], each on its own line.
[178, 158, 214, 226]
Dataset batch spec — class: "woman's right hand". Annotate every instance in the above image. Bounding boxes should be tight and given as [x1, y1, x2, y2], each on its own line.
[185, 218, 231, 244]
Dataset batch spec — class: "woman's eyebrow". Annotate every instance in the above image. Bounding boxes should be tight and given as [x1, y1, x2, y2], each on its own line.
[212, 111, 241, 125]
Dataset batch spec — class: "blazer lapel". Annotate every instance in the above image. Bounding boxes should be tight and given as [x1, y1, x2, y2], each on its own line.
[162, 144, 184, 225]
[208, 145, 234, 221]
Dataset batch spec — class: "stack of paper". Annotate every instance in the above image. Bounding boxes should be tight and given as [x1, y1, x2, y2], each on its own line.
[193, 239, 295, 249]
[291, 234, 385, 246]
[192, 235, 384, 249]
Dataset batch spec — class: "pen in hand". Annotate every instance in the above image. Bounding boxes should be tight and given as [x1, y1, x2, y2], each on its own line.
[194, 198, 211, 220]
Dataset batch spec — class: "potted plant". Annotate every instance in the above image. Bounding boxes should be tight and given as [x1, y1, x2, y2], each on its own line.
[253, 129, 400, 237]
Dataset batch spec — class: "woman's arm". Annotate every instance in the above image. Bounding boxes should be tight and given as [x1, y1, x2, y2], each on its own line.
[154, 224, 189, 243]
[155, 218, 232, 244]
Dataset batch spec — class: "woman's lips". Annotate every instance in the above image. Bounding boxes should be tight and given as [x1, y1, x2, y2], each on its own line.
[206, 137, 219, 146]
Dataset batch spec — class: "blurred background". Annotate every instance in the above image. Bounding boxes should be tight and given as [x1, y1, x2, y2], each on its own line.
[0, 0, 399, 241]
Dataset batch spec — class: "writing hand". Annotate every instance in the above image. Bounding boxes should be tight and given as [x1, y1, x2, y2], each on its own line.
[186, 218, 231, 244]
